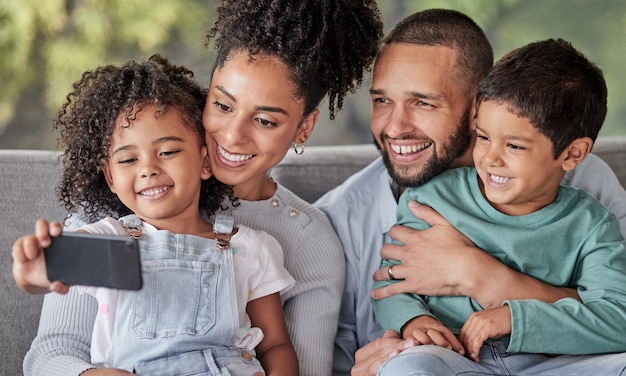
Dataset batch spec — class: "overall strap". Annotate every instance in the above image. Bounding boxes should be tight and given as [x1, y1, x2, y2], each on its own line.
[213, 212, 234, 250]
[118, 214, 143, 239]
[117, 213, 235, 249]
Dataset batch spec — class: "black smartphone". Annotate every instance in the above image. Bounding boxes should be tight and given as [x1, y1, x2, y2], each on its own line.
[45, 232, 142, 290]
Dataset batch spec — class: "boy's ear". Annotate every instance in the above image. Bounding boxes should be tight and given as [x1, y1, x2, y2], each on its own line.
[470, 98, 478, 131]
[561, 137, 593, 171]
[101, 161, 116, 193]
[294, 109, 319, 144]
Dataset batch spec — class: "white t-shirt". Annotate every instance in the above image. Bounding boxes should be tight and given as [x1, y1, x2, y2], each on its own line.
[78, 217, 295, 366]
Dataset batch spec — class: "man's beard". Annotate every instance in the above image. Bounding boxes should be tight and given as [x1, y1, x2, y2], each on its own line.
[375, 106, 472, 189]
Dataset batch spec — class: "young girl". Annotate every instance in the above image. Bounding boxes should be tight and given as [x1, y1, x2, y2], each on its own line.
[12, 55, 297, 375]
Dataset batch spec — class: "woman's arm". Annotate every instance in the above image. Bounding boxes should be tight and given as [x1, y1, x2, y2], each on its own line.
[248, 293, 298, 376]
[24, 288, 97, 376]
[278, 210, 345, 376]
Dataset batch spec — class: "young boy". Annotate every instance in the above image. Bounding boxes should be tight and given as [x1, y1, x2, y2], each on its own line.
[372, 39, 626, 374]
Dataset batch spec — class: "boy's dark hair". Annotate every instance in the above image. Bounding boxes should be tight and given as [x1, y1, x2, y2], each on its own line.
[54, 54, 231, 222]
[383, 8, 494, 93]
[477, 39, 608, 158]
[205, 0, 383, 120]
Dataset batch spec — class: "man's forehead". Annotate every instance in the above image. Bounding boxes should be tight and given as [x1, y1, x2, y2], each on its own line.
[371, 43, 461, 99]
[374, 43, 456, 66]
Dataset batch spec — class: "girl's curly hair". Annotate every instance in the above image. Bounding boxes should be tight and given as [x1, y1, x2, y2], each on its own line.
[54, 54, 232, 223]
[205, 0, 383, 120]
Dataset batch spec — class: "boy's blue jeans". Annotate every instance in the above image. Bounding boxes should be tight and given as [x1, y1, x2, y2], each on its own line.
[377, 341, 626, 375]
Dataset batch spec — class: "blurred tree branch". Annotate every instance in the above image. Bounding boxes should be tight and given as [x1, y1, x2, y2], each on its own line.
[1, 0, 625, 149]
[0, 0, 213, 147]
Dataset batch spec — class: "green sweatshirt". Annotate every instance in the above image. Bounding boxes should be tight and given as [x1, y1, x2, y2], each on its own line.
[373, 167, 626, 355]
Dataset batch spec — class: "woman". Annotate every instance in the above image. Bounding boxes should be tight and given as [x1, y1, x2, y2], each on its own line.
[203, 1, 383, 374]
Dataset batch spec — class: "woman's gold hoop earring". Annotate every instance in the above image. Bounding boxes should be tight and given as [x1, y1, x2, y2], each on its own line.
[293, 143, 305, 155]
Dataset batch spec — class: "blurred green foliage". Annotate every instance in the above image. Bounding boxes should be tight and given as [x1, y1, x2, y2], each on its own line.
[0, 0, 214, 149]
[1, 0, 625, 149]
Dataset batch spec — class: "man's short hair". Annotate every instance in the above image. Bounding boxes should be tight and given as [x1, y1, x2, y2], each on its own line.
[383, 9, 494, 91]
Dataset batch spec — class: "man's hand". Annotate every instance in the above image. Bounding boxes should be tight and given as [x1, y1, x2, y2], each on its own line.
[371, 201, 484, 300]
[371, 201, 579, 308]
[401, 316, 464, 355]
[459, 305, 511, 362]
[351, 330, 417, 376]
[12, 219, 69, 294]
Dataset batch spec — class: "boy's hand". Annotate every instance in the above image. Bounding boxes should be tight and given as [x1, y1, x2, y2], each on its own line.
[12, 219, 69, 294]
[402, 315, 465, 355]
[458, 305, 511, 362]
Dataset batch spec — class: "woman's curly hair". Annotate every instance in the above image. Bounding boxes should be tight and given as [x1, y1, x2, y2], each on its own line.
[54, 54, 232, 223]
[205, 0, 383, 120]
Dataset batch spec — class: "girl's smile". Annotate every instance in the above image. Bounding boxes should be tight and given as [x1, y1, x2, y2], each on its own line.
[102, 105, 211, 232]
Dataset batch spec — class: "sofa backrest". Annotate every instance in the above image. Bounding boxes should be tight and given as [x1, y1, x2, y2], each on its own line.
[1, 136, 625, 375]
[269, 144, 381, 203]
[0, 150, 64, 375]
[270, 138, 626, 203]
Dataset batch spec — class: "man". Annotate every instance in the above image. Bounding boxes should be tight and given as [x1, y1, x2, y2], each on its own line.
[315, 9, 626, 375]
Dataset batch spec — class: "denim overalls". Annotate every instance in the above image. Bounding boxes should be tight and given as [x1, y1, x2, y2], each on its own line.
[111, 215, 265, 375]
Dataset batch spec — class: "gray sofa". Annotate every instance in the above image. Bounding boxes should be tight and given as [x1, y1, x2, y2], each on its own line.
[2, 138, 625, 375]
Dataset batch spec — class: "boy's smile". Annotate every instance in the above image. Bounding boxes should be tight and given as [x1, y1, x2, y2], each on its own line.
[473, 101, 568, 216]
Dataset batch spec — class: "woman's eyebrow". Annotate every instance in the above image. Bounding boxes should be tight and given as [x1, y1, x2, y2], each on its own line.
[216, 85, 288, 115]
